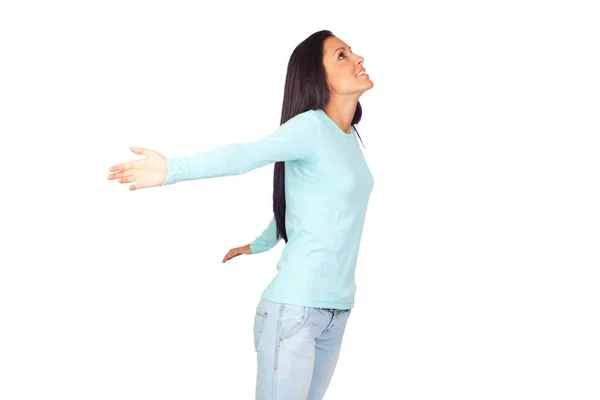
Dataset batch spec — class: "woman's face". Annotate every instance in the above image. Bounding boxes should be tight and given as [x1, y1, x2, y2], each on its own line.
[322, 36, 374, 97]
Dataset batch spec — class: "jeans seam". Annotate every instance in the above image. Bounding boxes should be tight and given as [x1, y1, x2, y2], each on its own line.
[272, 305, 285, 399]
[254, 308, 267, 351]
[273, 305, 309, 366]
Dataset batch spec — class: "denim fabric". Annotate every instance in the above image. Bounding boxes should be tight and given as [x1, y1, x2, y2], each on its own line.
[253, 297, 352, 399]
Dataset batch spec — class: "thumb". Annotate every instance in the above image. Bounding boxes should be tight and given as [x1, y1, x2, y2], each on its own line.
[130, 146, 146, 155]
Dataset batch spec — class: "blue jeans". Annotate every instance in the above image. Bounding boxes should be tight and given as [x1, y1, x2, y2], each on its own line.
[253, 297, 352, 400]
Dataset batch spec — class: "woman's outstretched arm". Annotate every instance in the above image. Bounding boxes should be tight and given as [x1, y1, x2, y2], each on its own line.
[107, 110, 319, 190]
[162, 111, 318, 185]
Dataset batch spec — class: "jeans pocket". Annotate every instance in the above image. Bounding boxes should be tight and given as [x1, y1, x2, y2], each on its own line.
[253, 307, 268, 351]
[279, 305, 309, 340]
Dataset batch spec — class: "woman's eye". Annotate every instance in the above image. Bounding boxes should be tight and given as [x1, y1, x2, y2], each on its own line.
[338, 52, 345, 60]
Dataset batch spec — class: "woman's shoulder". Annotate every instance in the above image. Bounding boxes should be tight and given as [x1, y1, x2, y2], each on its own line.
[290, 108, 320, 120]
[284, 109, 322, 132]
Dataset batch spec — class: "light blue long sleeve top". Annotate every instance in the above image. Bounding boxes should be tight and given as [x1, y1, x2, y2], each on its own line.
[249, 217, 281, 254]
[161, 109, 374, 309]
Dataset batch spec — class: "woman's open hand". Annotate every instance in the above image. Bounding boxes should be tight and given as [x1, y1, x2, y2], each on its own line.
[107, 147, 167, 190]
[222, 244, 253, 263]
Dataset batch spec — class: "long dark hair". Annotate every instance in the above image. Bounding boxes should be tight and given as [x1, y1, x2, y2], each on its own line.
[273, 30, 365, 242]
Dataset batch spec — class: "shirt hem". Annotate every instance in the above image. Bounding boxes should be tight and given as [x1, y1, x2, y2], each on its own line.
[261, 292, 354, 310]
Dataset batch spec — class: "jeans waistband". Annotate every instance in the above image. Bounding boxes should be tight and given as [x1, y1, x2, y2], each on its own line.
[318, 307, 343, 312]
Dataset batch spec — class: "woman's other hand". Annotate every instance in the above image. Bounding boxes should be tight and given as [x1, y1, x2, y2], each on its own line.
[222, 244, 253, 263]
[107, 147, 167, 190]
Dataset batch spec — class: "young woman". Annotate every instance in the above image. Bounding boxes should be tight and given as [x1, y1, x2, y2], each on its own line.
[107, 29, 374, 400]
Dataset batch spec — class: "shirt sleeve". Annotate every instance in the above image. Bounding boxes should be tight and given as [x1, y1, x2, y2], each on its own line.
[161, 110, 319, 186]
[249, 217, 282, 254]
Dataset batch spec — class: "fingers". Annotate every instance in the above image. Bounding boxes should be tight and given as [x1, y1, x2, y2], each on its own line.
[108, 162, 132, 173]
[222, 249, 242, 263]
[107, 171, 134, 181]
[117, 175, 135, 184]
[108, 148, 154, 190]
[108, 150, 147, 173]
[107, 170, 145, 191]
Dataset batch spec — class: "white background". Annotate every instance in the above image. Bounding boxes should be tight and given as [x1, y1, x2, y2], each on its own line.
[1, 0, 599, 399]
